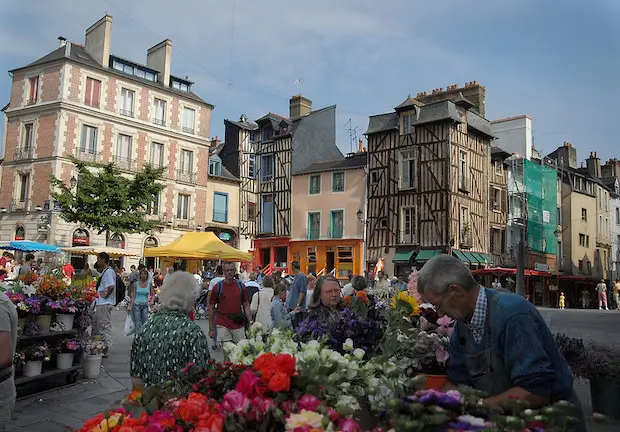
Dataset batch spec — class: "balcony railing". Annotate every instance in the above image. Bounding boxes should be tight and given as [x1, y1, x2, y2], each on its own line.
[75, 148, 101, 162]
[14, 147, 34, 161]
[113, 155, 137, 171]
[119, 109, 134, 118]
[307, 229, 320, 240]
[153, 118, 166, 127]
[10, 200, 29, 212]
[330, 227, 343, 239]
[176, 170, 196, 184]
[182, 126, 195, 134]
[213, 210, 228, 224]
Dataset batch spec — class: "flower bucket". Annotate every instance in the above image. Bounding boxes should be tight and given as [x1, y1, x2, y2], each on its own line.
[424, 374, 448, 390]
[56, 353, 75, 370]
[83, 354, 102, 379]
[23, 360, 43, 377]
[591, 377, 620, 419]
[55, 313, 75, 331]
[37, 314, 52, 333]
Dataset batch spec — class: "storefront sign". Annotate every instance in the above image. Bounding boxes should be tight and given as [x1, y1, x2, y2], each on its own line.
[72, 229, 90, 246]
[218, 232, 231, 241]
[14, 226, 25, 241]
[534, 263, 550, 272]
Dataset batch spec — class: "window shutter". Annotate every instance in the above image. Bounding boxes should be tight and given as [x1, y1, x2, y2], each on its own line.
[85, 79, 92, 103]
[489, 186, 494, 210]
[502, 190, 508, 213]
[401, 157, 410, 187]
[93, 80, 101, 106]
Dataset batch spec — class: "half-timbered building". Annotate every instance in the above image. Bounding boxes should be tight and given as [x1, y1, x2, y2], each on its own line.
[364, 84, 494, 277]
[489, 147, 510, 266]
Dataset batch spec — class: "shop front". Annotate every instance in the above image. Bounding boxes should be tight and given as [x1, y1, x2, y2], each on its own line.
[290, 239, 363, 281]
[205, 227, 238, 248]
[70, 229, 90, 270]
[142, 236, 159, 270]
[472, 267, 555, 306]
[253, 237, 290, 274]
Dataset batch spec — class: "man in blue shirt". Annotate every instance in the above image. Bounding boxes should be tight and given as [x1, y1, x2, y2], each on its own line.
[417, 254, 585, 432]
[286, 261, 307, 326]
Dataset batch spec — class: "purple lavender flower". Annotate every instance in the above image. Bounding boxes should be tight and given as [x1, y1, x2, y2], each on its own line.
[408, 389, 463, 409]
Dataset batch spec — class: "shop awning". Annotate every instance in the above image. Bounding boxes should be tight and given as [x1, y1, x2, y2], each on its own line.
[393, 250, 415, 263]
[462, 252, 480, 265]
[452, 250, 470, 264]
[472, 253, 489, 265]
[415, 249, 441, 262]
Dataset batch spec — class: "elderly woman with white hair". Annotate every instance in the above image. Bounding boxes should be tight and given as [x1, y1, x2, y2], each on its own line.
[130, 271, 210, 389]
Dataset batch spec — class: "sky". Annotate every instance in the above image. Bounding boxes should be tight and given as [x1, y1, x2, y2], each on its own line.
[0, 0, 618, 161]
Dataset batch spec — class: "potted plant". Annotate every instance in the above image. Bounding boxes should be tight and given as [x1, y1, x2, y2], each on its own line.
[573, 342, 620, 418]
[23, 343, 51, 377]
[48, 297, 78, 330]
[56, 338, 83, 370]
[83, 338, 106, 379]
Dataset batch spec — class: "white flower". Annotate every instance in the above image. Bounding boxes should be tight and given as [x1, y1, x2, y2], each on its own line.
[302, 340, 320, 351]
[458, 415, 486, 427]
[22, 285, 36, 297]
[343, 338, 354, 352]
[353, 348, 365, 360]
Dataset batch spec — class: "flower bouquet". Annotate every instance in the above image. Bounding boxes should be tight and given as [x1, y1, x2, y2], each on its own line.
[67, 276, 98, 305]
[344, 290, 373, 318]
[84, 338, 106, 356]
[18, 271, 39, 287]
[35, 274, 68, 300]
[24, 343, 51, 362]
[56, 337, 83, 370]
[47, 297, 77, 314]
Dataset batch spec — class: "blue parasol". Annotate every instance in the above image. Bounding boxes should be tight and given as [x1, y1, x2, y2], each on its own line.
[4, 241, 60, 252]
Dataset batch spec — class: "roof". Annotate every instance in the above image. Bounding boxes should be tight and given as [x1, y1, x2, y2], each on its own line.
[366, 112, 399, 135]
[294, 152, 367, 175]
[452, 92, 475, 109]
[209, 141, 225, 156]
[491, 146, 512, 160]
[11, 43, 212, 107]
[1, 103, 9, 112]
[208, 151, 240, 182]
[394, 95, 424, 112]
[225, 118, 258, 131]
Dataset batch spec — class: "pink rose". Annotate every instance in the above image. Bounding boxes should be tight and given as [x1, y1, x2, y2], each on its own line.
[419, 316, 430, 331]
[297, 394, 322, 412]
[235, 370, 260, 397]
[434, 343, 449, 364]
[221, 390, 251, 414]
[248, 396, 275, 422]
[437, 315, 453, 327]
[327, 408, 340, 422]
[280, 400, 296, 414]
[338, 418, 362, 432]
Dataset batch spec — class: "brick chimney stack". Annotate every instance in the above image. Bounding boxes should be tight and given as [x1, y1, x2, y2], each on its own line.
[586, 151, 601, 178]
[289, 94, 312, 119]
[84, 15, 113, 67]
[415, 81, 486, 117]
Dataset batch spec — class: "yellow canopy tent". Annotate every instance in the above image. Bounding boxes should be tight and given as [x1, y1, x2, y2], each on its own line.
[143, 232, 252, 261]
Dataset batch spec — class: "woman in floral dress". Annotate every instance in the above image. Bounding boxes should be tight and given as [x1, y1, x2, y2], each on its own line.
[130, 271, 210, 389]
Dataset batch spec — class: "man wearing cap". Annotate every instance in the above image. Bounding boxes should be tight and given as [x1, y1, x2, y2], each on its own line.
[94, 252, 116, 356]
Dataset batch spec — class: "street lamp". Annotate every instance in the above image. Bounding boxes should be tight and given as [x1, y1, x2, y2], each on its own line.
[70, 176, 77, 189]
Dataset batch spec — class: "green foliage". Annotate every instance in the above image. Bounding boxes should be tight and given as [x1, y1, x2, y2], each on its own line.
[50, 159, 166, 236]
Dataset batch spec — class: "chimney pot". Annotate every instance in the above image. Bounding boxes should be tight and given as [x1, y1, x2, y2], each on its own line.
[473, 80, 478, 85]
[58, 36, 67, 47]
[358, 139, 364, 153]
[594, 151, 597, 158]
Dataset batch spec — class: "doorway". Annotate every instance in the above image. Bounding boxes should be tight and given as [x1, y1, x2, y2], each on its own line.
[326, 252, 335, 274]
[260, 248, 270, 268]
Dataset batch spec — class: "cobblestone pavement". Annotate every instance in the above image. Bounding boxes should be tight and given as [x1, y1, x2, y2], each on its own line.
[7, 308, 620, 431]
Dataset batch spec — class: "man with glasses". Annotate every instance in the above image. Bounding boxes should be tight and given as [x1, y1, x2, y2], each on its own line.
[417, 254, 585, 432]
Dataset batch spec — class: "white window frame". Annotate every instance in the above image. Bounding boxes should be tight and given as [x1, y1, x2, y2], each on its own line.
[182, 107, 196, 134]
[400, 206, 417, 244]
[209, 157, 222, 176]
[460, 206, 470, 246]
[153, 98, 167, 126]
[115, 134, 133, 159]
[459, 149, 468, 191]
[248, 154, 256, 178]
[492, 187, 501, 212]
[22, 123, 34, 149]
[260, 154, 274, 182]
[149, 142, 165, 167]
[80, 125, 98, 153]
[176, 194, 191, 220]
[494, 160, 503, 175]
[120, 88, 135, 117]
[399, 150, 416, 190]
[179, 149, 194, 174]
[402, 113, 414, 135]
[28, 76, 39, 104]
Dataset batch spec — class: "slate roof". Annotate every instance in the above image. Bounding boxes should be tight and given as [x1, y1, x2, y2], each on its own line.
[225, 118, 258, 131]
[294, 152, 367, 175]
[394, 95, 424, 112]
[11, 43, 212, 107]
[366, 100, 494, 138]
[207, 146, 239, 182]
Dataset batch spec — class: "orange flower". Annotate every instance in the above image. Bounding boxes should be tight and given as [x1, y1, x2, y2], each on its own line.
[80, 413, 105, 431]
[268, 372, 291, 393]
[356, 291, 369, 303]
[344, 295, 351, 305]
[127, 390, 142, 403]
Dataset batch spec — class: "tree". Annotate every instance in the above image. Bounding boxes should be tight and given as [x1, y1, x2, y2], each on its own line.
[50, 159, 167, 244]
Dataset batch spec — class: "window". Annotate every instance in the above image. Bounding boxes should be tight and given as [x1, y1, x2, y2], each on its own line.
[599, 215, 603, 236]
[606, 218, 609, 237]
[261, 127, 273, 143]
[490, 228, 504, 255]
[617, 207, 620, 224]
[23, 124, 34, 149]
[579, 234, 586, 247]
[370, 171, 378, 184]
[116, 134, 133, 159]
[260, 154, 274, 182]
[309, 174, 321, 194]
[213, 192, 228, 223]
[28, 76, 39, 104]
[19, 173, 30, 203]
[153, 98, 166, 126]
[558, 240, 563, 267]
[179, 149, 194, 173]
[491, 187, 501, 211]
[557, 207, 562, 225]
[209, 157, 222, 176]
[401, 207, 417, 244]
[459, 150, 468, 191]
[330, 210, 344, 238]
[494, 161, 503, 175]
[605, 192, 609, 212]
[399, 150, 416, 189]
[248, 154, 256, 178]
[247, 202, 256, 220]
[460, 206, 471, 246]
[402, 113, 414, 135]
[171, 78, 190, 92]
[119, 88, 135, 117]
[261, 194, 274, 233]
[80, 125, 97, 153]
[112, 57, 157, 82]
[586, 235, 590, 248]
[176, 194, 190, 219]
[581, 208, 587, 222]
[307, 212, 321, 240]
[332, 172, 345, 192]
[147, 193, 160, 215]
[249, 131, 258, 143]
[84, 77, 101, 108]
[182, 107, 195, 134]
[149, 142, 164, 167]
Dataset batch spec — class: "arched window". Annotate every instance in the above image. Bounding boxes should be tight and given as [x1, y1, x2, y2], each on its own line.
[72, 229, 90, 246]
[108, 233, 125, 249]
[14, 226, 25, 240]
[144, 236, 158, 249]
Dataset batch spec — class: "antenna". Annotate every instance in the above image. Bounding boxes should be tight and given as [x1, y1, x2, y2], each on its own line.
[295, 78, 303, 93]
[345, 118, 361, 153]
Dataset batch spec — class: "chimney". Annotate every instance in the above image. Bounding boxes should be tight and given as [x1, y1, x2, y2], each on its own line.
[84, 15, 113, 67]
[58, 36, 67, 47]
[416, 81, 486, 117]
[289, 94, 312, 119]
[358, 139, 364, 153]
[586, 151, 601, 178]
[147, 39, 173, 86]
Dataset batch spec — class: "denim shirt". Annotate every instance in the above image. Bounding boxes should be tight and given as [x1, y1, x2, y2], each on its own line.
[271, 298, 292, 329]
[447, 288, 574, 401]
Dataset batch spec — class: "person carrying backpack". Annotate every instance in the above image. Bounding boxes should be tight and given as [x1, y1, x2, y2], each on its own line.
[208, 262, 252, 356]
[94, 252, 117, 357]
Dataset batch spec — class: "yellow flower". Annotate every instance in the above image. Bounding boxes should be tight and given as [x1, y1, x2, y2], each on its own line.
[392, 291, 420, 316]
[93, 420, 109, 432]
[286, 410, 325, 430]
[107, 413, 123, 428]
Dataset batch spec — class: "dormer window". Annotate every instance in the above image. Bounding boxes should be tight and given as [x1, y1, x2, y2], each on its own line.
[209, 156, 222, 177]
[261, 126, 273, 143]
[402, 112, 415, 135]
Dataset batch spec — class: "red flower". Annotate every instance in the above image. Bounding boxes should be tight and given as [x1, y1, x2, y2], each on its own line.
[297, 394, 322, 412]
[80, 413, 105, 431]
[268, 372, 291, 393]
[274, 353, 296, 376]
[235, 370, 260, 397]
[253, 353, 276, 371]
